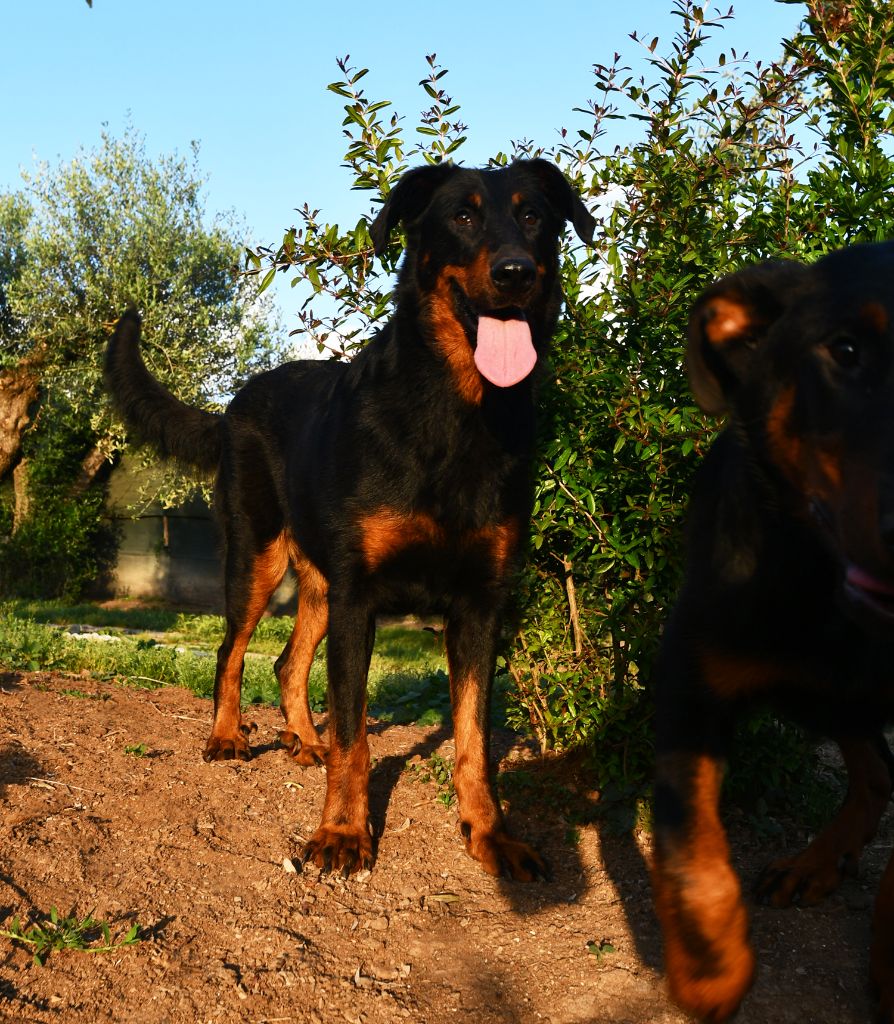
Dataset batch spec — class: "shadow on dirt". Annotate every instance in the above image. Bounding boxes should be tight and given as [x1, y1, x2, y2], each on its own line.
[368, 723, 452, 845]
[0, 870, 47, 1012]
[486, 753, 661, 966]
[0, 742, 43, 801]
[0, 671, 23, 694]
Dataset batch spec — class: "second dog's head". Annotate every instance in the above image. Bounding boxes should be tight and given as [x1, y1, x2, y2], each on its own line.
[688, 241, 894, 632]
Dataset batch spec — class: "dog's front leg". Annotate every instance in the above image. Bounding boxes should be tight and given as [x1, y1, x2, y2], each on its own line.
[446, 604, 546, 881]
[301, 596, 375, 874]
[652, 675, 754, 1023]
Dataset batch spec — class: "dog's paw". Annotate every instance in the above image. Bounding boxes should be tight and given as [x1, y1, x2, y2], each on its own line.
[202, 720, 256, 762]
[661, 891, 755, 1022]
[667, 955, 755, 1024]
[755, 848, 851, 907]
[277, 730, 329, 766]
[301, 824, 374, 875]
[654, 851, 754, 1021]
[463, 826, 548, 882]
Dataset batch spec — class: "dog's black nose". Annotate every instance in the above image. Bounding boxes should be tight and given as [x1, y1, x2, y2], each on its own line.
[491, 256, 536, 292]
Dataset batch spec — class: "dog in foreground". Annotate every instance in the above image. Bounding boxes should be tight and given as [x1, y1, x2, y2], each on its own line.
[652, 241, 894, 1021]
[105, 159, 594, 878]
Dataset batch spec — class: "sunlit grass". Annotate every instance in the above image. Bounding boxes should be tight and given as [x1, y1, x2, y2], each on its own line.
[0, 601, 464, 724]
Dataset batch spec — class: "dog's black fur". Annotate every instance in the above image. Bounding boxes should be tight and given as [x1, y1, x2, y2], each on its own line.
[651, 241, 894, 1021]
[106, 158, 594, 878]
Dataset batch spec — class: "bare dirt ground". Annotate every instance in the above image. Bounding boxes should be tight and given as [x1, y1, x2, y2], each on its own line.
[1, 669, 892, 1024]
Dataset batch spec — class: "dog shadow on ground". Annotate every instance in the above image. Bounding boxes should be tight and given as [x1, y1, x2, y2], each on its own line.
[487, 751, 663, 966]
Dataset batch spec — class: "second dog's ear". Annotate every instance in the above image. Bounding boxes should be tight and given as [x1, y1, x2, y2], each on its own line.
[687, 261, 808, 416]
[369, 163, 461, 256]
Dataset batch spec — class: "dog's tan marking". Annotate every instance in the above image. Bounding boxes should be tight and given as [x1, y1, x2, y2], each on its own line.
[205, 533, 291, 760]
[358, 508, 444, 571]
[652, 753, 754, 1021]
[703, 296, 752, 347]
[277, 545, 329, 765]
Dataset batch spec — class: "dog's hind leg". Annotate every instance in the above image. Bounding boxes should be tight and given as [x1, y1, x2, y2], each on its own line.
[757, 734, 894, 907]
[446, 602, 547, 881]
[204, 532, 291, 762]
[301, 592, 376, 874]
[276, 549, 329, 766]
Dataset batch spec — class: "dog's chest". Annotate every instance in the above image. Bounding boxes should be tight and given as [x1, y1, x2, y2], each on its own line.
[356, 507, 516, 573]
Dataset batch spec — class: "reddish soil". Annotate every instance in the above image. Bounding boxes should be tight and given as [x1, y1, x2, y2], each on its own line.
[1, 670, 890, 1023]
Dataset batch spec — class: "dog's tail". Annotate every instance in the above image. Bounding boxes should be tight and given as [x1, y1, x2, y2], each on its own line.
[104, 309, 222, 474]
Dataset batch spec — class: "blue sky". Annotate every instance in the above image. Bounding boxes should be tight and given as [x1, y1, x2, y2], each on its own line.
[2, 0, 803, 326]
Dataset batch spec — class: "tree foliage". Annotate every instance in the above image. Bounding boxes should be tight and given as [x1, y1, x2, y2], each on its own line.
[0, 126, 280, 597]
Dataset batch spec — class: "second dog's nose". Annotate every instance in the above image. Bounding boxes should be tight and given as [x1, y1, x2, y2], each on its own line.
[491, 256, 536, 292]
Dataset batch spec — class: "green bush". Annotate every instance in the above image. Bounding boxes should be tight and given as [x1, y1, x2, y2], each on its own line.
[248, 0, 894, 796]
[516, 0, 894, 789]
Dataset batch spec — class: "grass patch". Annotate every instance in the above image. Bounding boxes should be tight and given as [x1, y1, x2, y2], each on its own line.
[8, 599, 180, 633]
[0, 602, 464, 725]
[60, 688, 110, 701]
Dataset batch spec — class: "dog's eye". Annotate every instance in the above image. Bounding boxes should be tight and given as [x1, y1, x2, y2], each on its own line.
[454, 209, 474, 228]
[521, 209, 540, 228]
[826, 334, 861, 370]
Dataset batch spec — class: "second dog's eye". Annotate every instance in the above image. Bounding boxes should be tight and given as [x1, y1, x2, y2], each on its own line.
[522, 208, 540, 228]
[826, 334, 861, 370]
[454, 209, 474, 227]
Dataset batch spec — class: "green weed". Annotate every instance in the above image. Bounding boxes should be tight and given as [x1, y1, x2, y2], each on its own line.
[0, 610, 67, 672]
[0, 907, 140, 966]
[406, 753, 455, 809]
[586, 938, 616, 962]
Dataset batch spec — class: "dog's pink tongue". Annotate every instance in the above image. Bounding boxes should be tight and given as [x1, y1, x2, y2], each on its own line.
[474, 317, 537, 387]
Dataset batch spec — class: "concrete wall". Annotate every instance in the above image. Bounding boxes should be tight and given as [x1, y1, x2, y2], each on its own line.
[103, 459, 296, 613]
[104, 461, 223, 608]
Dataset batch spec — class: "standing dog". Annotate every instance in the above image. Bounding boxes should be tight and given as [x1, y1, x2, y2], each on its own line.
[105, 159, 594, 878]
[651, 242, 894, 1020]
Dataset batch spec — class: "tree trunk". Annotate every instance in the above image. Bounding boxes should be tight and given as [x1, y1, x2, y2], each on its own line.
[71, 445, 109, 496]
[0, 364, 39, 480]
[12, 457, 31, 533]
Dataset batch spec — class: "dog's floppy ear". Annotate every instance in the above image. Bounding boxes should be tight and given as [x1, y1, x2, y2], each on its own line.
[369, 162, 461, 256]
[687, 261, 808, 416]
[526, 158, 596, 245]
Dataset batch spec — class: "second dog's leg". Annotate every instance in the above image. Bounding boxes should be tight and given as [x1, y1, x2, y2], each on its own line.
[757, 734, 893, 906]
[652, 640, 754, 1023]
[653, 746, 754, 1022]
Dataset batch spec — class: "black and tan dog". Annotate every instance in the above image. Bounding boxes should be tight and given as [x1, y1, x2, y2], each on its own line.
[651, 241, 894, 1021]
[105, 159, 594, 879]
